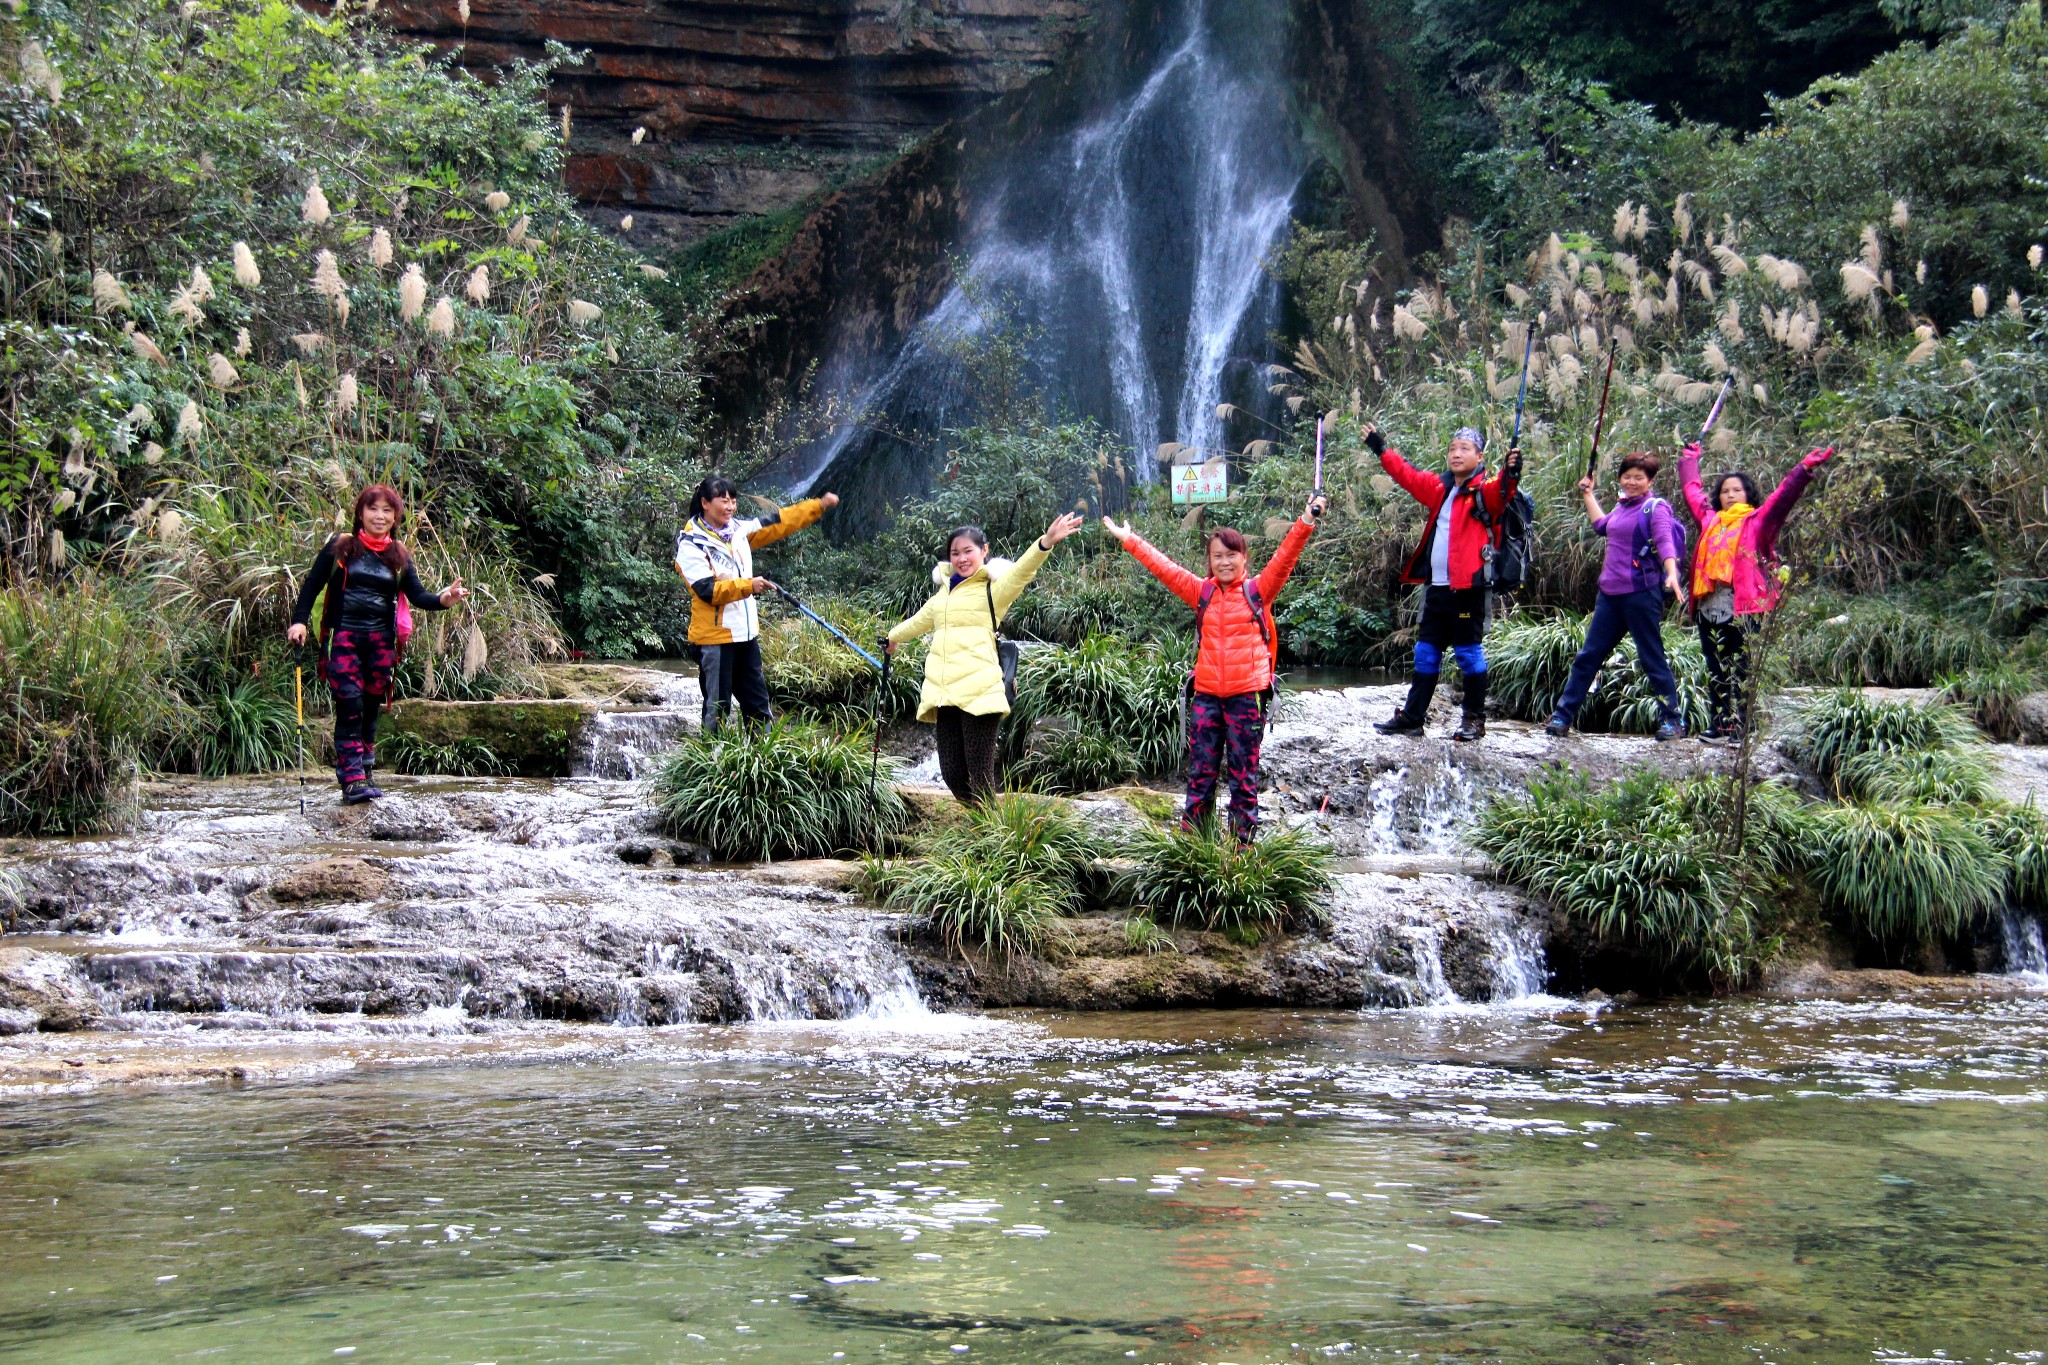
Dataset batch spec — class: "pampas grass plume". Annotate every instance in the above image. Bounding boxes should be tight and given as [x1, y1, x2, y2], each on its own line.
[369, 226, 394, 269]
[303, 179, 331, 227]
[466, 265, 490, 303]
[313, 248, 345, 303]
[2007, 289, 2023, 317]
[637, 263, 668, 280]
[91, 269, 130, 314]
[632, 125, 647, 145]
[1611, 202, 1634, 243]
[568, 298, 602, 326]
[1710, 244, 1747, 276]
[399, 262, 427, 321]
[143, 441, 165, 465]
[508, 214, 530, 247]
[126, 402, 154, 429]
[427, 296, 456, 337]
[484, 190, 510, 212]
[232, 242, 261, 288]
[1891, 198, 1910, 230]
[157, 509, 183, 541]
[337, 372, 359, 416]
[1840, 262, 1880, 303]
[1702, 340, 1730, 375]
[208, 353, 238, 389]
[620, 214, 634, 232]
[1632, 204, 1650, 242]
[2031, 244, 2045, 271]
[169, 284, 205, 328]
[1672, 194, 1693, 244]
[291, 332, 327, 356]
[1971, 284, 1988, 317]
[1859, 225, 1882, 273]
[176, 399, 201, 443]
[19, 40, 62, 104]
[458, 0, 471, 21]
[47, 529, 65, 567]
[234, 326, 251, 358]
[560, 104, 572, 142]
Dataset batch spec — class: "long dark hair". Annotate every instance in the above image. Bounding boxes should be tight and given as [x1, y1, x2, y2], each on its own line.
[336, 483, 409, 571]
[689, 475, 738, 522]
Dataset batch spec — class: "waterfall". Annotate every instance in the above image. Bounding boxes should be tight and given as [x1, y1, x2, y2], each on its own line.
[791, 0, 1303, 494]
[1999, 908, 2048, 983]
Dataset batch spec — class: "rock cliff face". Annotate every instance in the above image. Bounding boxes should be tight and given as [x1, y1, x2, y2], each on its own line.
[368, 0, 1096, 247]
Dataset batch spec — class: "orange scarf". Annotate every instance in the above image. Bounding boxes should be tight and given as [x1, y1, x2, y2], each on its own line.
[1693, 504, 1752, 597]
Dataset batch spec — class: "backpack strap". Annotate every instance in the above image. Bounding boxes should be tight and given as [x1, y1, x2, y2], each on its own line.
[1632, 497, 1665, 588]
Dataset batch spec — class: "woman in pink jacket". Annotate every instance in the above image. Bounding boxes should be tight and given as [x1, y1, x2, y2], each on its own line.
[1679, 442, 1835, 743]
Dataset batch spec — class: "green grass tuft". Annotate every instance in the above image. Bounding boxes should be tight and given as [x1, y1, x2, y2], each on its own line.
[384, 731, 511, 778]
[649, 719, 905, 861]
[1118, 819, 1333, 940]
[1936, 662, 2039, 742]
[1787, 689, 1983, 796]
[1011, 725, 1141, 795]
[1803, 801, 2009, 941]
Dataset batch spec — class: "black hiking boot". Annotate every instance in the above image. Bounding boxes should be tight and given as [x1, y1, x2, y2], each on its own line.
[359, 781, 385, 801]
[1451, 672, 1488, 743]
[341, 780, 376, 805]
[1373, 673, 1438, 736]
[1543, 715, 1571, 739]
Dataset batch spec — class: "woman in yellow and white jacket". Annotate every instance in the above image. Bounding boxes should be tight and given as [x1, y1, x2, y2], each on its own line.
[673, 475, 838, 729]
[884, 511, 1084, 805]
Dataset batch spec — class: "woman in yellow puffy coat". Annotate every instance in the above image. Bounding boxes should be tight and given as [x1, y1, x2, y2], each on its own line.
[884, 511, 1085, 805]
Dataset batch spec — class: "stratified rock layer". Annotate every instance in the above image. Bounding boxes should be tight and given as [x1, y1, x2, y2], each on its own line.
[368, 0, 1094, 247]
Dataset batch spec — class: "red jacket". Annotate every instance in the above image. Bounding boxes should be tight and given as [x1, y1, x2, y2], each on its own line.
[1122, 517, 1316, 697]
[1381, 448, 1520, 589]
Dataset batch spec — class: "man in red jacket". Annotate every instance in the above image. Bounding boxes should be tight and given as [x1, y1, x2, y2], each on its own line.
[1367, 424, 1523, 741]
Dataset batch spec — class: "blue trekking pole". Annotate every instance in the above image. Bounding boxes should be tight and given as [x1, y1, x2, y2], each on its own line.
[1510, 323, 1535, 451]
[767, 582, 883, 671]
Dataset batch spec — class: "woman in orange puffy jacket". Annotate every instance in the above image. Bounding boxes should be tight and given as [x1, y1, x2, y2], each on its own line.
[1103, 494, 1325, 843]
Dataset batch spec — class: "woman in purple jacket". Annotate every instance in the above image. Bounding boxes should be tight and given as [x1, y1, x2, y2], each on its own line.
[1680, 442, 1835, 742]
[1545, 453, 1688, 741]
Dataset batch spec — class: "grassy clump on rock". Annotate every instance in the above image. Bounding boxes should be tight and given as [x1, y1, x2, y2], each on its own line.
[863, 794, 1102, 956]
[1118, 818, 1333, 942]
[649, 719, 904, 861]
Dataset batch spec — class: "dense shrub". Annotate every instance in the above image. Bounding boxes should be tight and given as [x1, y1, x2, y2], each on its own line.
[649, 719, 903, 860]
[0, 578, 184, 833]
[1485, 611, 1709, 732]
[758, 601, 921, 728]
[1937, 662, 2040, 741]
[1786, 689, 1982, 795]
[1119, 819, 1333, 940]
[1978, 802, 2048, 908]
[1788, 598, 1996, 687]
[1003, 635, 1189, 777]
[1010, 726, 1141, 796]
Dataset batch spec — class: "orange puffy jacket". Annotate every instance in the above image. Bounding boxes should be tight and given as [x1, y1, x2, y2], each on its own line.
[1122, 517, 1316, 698]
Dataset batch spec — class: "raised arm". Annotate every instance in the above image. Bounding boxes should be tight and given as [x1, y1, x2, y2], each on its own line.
[1254, 498, 1323, 602]
[1365, 425, 1441, 505]
[1119, 532, 1203, 607]
[1579, 476, 1608, 527]
[1677, 443, 1713, 527]
[746, 492, 837, 549]
[1751, 447, 1833, 556]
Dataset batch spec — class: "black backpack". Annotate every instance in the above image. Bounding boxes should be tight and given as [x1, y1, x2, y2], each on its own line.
[1457, 473, 1537, 593]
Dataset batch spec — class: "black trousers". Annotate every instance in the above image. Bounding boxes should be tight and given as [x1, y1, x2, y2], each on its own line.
[934, 706, 1002, 806]
[698, 639, 772, 731]
[1698, 615, 1755, 730]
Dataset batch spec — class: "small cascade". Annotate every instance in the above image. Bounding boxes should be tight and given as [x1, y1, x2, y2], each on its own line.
[2, 779, 936, 1031]
[1328, 875, 1552, 1009]
[1999, 908, 2048, 984]
[571, 709, 690, 780]
[1358, 757, 1483, 856]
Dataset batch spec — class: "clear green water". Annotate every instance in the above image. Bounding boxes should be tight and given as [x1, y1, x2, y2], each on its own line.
[3, 999, 2046, 1363]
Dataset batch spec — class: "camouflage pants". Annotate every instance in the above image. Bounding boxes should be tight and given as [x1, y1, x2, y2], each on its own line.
[1185, 691, 1264, 841]
[324, 627, 396, 785]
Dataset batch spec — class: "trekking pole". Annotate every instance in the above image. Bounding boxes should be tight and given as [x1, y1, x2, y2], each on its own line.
[869, 646, 890, 819]
[766, 582, 883, 671]
[1313, 414, 1324, 497]
[293, 644, 308, 816]
[1584, 343, 1618, 480]
[1509, 322, 1535, 451]
[1696, 374, 1736, 446]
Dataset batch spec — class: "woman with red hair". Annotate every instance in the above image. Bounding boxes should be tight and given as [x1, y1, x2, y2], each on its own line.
[1103, 494, 1324, 843]
[287, 485, 469, 803]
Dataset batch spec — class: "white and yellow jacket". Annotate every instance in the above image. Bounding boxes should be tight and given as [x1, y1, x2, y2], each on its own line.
[673, 498, 826, 645]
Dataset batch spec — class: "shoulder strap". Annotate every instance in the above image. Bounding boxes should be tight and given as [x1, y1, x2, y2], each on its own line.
[985, 579, 999, 636]
[1195, 579, 1217, 632]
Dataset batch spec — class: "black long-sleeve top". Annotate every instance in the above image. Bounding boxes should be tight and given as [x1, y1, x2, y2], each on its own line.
[290, 538, 449, 635]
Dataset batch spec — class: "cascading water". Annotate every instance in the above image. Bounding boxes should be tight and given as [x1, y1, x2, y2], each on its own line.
[1999, 908, 2048, 984]
[789, 0, 1303, 496]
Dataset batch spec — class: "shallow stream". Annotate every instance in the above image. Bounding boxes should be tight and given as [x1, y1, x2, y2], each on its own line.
[4, 997, 2045, 1363]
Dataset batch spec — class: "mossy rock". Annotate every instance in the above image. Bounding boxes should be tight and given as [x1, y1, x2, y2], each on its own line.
[386, 700, 587, 777]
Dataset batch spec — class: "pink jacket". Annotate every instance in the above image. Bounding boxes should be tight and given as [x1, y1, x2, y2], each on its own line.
[1680, 444, 1833, 616]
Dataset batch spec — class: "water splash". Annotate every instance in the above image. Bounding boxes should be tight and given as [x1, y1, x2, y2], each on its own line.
[792, 0, 1302, 493]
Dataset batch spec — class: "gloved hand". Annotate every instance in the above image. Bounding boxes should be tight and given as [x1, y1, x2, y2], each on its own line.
[1363, 424, 1385, 456]
[1503, 444, 1523, 478]
[1683, 442, 1702, 462]
[1803, 446, 1836, 467]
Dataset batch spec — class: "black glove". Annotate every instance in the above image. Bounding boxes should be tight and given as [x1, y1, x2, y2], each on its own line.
[1504, 444, 1523, 477]
[1363, 426, 1385, 456]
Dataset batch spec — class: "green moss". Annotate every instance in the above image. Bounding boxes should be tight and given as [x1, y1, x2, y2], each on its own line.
[386, 700, 586, 777]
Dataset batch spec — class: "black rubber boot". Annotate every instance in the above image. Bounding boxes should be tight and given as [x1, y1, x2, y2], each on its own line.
[341, 780, 375, 805]
[1452, 671, 1488, 742]
[1374, 673, 1438, 735]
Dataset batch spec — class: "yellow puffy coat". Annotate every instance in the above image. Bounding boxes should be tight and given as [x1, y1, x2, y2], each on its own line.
[887, 540, 1051, 722]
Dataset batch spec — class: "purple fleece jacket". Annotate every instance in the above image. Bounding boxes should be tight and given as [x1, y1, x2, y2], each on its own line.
[1593, 494, 1681, 596]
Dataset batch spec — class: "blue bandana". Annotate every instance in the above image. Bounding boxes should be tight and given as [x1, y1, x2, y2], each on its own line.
[1452, 426, 1486, 453]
